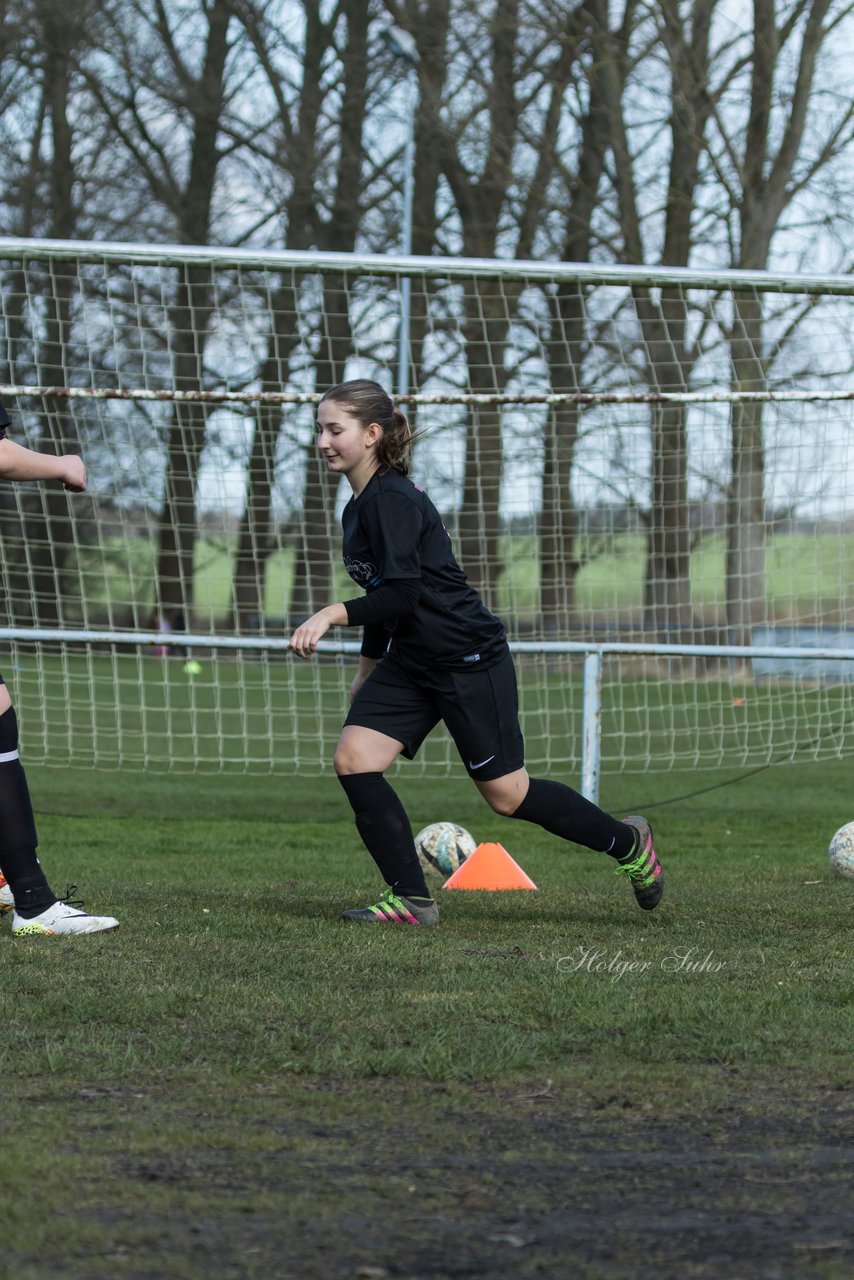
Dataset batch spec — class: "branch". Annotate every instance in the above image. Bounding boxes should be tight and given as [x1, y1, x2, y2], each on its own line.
[81, 73, 181, 212]
[786, 100, 854, 201]
[513, 2, 587, 260]
[765, 0, 832, 210]
[150, 0, 194, 97]
[229, 0, 296, 151]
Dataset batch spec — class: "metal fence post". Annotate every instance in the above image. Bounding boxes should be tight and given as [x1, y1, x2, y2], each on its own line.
[580, 650, 602, 804]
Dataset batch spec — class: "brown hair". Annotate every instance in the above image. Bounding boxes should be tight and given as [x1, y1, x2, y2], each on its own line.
[318, 379, 413, 476]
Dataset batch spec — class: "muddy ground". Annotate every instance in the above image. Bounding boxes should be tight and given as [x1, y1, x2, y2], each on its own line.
[11, 1074, 852, 1280]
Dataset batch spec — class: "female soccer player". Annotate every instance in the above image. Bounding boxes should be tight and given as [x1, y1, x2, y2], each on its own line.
[287, 380, 663, 925]
[0, 398, 119, 935]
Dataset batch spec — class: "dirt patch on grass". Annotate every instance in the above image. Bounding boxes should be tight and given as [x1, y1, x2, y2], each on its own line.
[10, 1073, 854, 1280]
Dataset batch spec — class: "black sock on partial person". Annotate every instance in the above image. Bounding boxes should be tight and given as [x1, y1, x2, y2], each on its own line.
[509, 777, 635, 859]
[8, 873, 56, 918]
[337, 771, 431, 900]
[0, 706, 57, 917]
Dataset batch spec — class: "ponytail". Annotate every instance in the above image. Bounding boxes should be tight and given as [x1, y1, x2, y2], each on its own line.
[375, 407, 413, 476]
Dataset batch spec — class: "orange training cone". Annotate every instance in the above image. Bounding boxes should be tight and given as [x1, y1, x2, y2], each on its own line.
[442, 842, 537, 891]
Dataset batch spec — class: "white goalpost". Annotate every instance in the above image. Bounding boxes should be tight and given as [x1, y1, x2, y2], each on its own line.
[0, 235, 853, 787]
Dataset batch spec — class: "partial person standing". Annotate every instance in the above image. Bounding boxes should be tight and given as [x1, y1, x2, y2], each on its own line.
[0, 397, 119, 935]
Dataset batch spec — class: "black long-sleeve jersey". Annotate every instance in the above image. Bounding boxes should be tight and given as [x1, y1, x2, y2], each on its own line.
[341, 469, 507, 672]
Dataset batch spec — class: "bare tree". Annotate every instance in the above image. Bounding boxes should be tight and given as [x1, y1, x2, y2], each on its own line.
[225, 0, 375, 629]
[226, 0, 333, 632]
[604, 0, 721, 642]
[539, 0, 635, 633]
[412, 0, 594, 605]
[0, 0, 105, 626]
[82, 0, 243, 627]
[387, 0, 451, 447]
[709, 0, 854, 643]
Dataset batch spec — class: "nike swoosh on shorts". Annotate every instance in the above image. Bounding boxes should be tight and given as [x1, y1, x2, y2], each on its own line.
[469, 754, 496, 770]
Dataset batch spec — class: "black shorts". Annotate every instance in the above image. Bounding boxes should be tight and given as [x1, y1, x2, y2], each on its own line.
[345, 648, 525, 781]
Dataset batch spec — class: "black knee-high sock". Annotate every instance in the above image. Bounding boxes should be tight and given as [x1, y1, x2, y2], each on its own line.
[509, 777, 635, 858]
[0, 706, 56, 915]
[338, 772, 430, 899]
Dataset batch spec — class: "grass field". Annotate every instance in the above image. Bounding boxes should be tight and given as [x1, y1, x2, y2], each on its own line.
[2, 752, 853, 1279]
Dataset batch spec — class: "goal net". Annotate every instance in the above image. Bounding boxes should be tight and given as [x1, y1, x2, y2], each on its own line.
[1, 237, 852, 778]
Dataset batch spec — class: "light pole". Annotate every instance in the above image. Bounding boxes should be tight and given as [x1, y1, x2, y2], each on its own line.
[379, 25, 419, 399]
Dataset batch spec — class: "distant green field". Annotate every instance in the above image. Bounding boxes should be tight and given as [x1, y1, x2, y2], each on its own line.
[75, 531, 854, 626]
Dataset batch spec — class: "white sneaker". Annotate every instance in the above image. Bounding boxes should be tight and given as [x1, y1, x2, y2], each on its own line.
[12, 899, 120, 936]
[0, 872, 13, 914]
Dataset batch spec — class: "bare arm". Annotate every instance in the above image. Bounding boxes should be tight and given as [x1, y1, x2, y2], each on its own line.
[0, 438, 87, 491]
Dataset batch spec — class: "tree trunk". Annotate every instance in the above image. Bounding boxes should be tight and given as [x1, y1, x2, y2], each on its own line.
[605, 2, 717, 643]
[538, 7, 613, 632]
[725, 298, 767, 645]
[722, 0, 833, 646]
[288, 274, 352, 621]
[152, 0, 232, 626]
[226, 1, 328, 631]
[456, 280, 507, 606]
[288, 0, 369, 619]
[155, 268, 215, 621]
[539, 400, 580, 633]
[644, 402, 691, 638]
[28, 20, 80, 626]
[640, 289, 692, 640]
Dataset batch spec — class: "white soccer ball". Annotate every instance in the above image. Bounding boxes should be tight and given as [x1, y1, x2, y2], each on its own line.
[828, 822, 854, 880]
[414, 822, 477, 878]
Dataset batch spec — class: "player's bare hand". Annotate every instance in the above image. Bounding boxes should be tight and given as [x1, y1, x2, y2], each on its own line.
[287, 608, 334, 659]
[61, 455, 87, 492]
